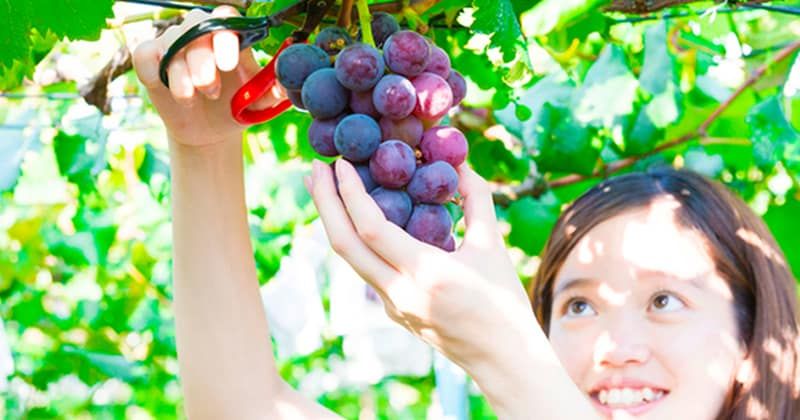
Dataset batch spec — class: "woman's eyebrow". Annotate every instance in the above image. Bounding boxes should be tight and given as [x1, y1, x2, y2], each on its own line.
[552, 277, 597, 299]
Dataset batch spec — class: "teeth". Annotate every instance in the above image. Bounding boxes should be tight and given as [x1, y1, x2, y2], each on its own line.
[596, 387, 664, 407]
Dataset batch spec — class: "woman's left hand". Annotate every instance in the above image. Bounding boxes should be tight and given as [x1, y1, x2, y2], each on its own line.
[305, 158, 538, 374]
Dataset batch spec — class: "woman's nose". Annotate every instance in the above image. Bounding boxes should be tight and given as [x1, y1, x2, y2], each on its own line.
[593, 319, 652, 368]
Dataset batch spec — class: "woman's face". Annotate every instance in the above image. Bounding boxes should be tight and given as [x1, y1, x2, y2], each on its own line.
[548, 197, 746, 420]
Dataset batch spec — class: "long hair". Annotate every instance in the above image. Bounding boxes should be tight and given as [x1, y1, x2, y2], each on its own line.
[529, 167, 800, 419]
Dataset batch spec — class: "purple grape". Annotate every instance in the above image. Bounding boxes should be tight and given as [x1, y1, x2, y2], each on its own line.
[315, 26, 353, 55]
[370, 187, 413, 227]
[276, 44, 330, 91]
[446, 70, 467, 106]
[355, 164, 378, 192]
[369, 140, 416, 189]
[335, 43, 385, 92]
[406, 161, 458, 204]
[383, 30, 431, 78]
[302, 69, 348, 119]
[442, 234, 456, 252]
[370, 12, 400, 48]
[424, 46, 451, 79]
[333, 163, 378, 193]
[334, 114, 381, 162]
[379, 115, 423, 147]
[412, 72, 453, 121]
[372, 75, 417, 120]
[420, 126, 468, 167]
[287, 89, 305, 110]
[309, 116, 343, 157]
[405, 204, 453, 248]
[350, 89, 380, 118]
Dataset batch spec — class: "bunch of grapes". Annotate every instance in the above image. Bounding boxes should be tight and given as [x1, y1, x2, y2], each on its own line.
[275, 13, 469, 252]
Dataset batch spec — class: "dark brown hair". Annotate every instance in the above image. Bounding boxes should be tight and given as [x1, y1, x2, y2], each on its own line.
[529, 167, 800, 419]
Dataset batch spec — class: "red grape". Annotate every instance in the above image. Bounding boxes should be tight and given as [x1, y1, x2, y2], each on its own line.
[411, 72, 453, 121]
[420, 126, 468, 167]
[383, 30, 431, 78]
[372, 75, 417, 120]
[406, 161, 458, 204]
[379, 115, 423, 147]
[369, 140, 417, 189]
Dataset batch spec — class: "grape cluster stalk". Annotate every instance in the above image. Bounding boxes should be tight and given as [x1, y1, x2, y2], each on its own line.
[275, 13, 469, 251]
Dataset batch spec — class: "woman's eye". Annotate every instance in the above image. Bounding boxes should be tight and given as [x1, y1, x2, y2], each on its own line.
[650, 292, 685, 312]
[565, 299, 596, 317]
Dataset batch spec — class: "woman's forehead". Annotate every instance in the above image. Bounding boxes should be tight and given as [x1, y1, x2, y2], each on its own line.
[558, 199, 717, 284]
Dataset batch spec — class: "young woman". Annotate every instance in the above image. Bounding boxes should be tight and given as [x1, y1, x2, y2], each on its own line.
[132, 7, 800, 419]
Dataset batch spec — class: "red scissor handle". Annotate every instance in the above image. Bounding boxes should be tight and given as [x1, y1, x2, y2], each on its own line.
[231, 37, 299, 125]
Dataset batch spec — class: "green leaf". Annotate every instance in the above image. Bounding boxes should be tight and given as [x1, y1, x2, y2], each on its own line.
[62, 345, 145, 384]
[468, 139, 530, 182]
[763, 196, 800, 280]
[746, 96, 800, 168]
[535, 103, 598, 175]
[519, 0, 610, 38]
[507, 192, 561, 255]
[571, 45, 639, 128]
[0, 112, 39, 191]
[0, 1, 113, 70]
[471, 0, 525, 62]
[624, 106, 662, 156]
[495, 72, 574, 145]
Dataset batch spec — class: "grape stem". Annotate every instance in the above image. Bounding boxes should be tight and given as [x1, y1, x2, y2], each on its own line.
[356, 0, 376, 48]
[490, 38, 800, 207]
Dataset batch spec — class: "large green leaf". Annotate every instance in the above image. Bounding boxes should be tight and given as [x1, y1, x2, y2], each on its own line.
[571, 45, 639, 128]
[0, 1, 113, 71]
[746, 96, 800, 169]
[763, 197, 800, 280]
[534, 103, 598, 175]
[507, 192, 561, 255]
[519, 0, 610, 38]
[471, 0, 524, 62]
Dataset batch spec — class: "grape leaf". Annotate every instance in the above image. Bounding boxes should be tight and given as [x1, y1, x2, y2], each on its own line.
[519, 0, 609, 38]
[746, 96, 800, 169]
[763, 197, 800, 280]
[471, 0, 524, 62]
[571, 45, 639, 129]
[0, 1, 113, 71]
[507, 192, 561, 255]
[535, 103, 598, 176]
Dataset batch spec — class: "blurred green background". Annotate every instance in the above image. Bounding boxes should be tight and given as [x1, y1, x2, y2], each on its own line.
[1, 0, 799, 418]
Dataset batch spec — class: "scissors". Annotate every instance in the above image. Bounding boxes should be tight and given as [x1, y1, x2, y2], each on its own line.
[157, 0, 334, 124]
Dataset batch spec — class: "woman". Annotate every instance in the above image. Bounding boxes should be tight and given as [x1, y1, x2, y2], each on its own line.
[132, 7, 800, 419]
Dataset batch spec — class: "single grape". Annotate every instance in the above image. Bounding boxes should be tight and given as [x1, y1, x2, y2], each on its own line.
[301, 69, 348, 119]
[379, 115, 423, 147]
[412, 72, 453, 121]
[334, 114, 381, 162]
[315, 26, 352, 55]
[372, 74, 417, 120]
[405, 204, 453, 248]
[419, 126, 468, 167]
[333, 163, 378, 193]
[423, 46, 451, 79]
[370, 187, 413, 227]
[383, 30, 431, 78]
[355, 164, 378, 192]
[335, 43, 385, 92]
[309, 116, 344, 157]
[349, 89, 380, 119]
[446, 70, 467, 106]
[276, 44, 330, 91]
[442, 234, 456, 252]
[370, 12, 400, 48]
[406, 161, 458, 204]
[369, 140, 416, 189]
[287, 89, 305, 110]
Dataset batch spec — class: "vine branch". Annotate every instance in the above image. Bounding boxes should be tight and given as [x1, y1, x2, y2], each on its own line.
[492, 39, 800, 206]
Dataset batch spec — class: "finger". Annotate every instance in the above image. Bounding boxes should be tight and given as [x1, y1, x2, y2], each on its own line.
[166, 50, 196, 105]
[308, 161, 404, 294]
[457, 163, 504, 250]
[335, 159, 439, 270]
[211, 6, 241, 72]
[185, 35, 221, 99]
[132, 40, 168, 92]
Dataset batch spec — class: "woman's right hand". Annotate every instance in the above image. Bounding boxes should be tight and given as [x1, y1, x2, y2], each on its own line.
[132, 6, 286, 146]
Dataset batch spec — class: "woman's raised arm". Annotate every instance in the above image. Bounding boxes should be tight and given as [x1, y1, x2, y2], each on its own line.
[132, 7, 341, 419]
